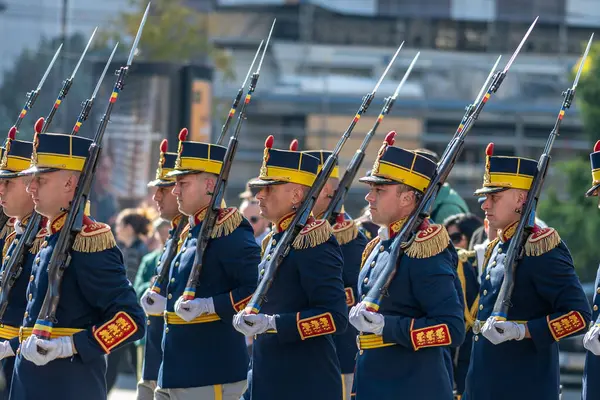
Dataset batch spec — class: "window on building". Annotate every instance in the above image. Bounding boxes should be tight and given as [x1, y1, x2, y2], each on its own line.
[567, 26, 596, 54]
[458, 21, 489, 52]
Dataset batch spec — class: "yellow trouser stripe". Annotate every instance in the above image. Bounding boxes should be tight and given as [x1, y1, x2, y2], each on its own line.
[19, 327, 83, 343]
[163, 311, 220, 325]
[214, 384, 223, 400]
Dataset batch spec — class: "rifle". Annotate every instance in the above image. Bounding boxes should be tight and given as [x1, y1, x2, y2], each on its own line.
[180, 19, 276, 302]
[362, 18, 538, 313]
[244, 43, 403, 315]
[32, 3, 150, 349]
[0, 48, 118, 322]
[216, 40, 264, 146]
[321, 51, 420, 225]
[10, 44, 63, 134]
[41, 27, 98, 133]
[492, 33, 594, 320]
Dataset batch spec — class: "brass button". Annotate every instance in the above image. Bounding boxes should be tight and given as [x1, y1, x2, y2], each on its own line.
[486, 275, 490, 280]
[23, 311, 28, 318]
[497, 248, 503, 254]
[271, 240, 277, 246]
[158, 261, 162, 266]
[491, 261, 497, 267]
[594, 305, 598, 312]
[483, 290, 488, 296]
[165, 327, 169, 333]
[363, 277, 369, 284]
[168, 294, 173, 300]
[170, 278, 175, 283]
[175, 262, 179, 267]
[370, 261, 375, 268]
[266, 255, 271, 261]
[29, 275, 34, 282]
[28, 294, 32, 301]
[147, 320, 151, 326]
[379, 245, 385, 252]
[474, 335, 479, 341]
[260, 269, 265, 276]
[35, 257, 40, 264]
[188, 233, 192, 238]
[479, 304, 483, 310]
[361, 294, 366, 300]
[597, 287, 600, 294]
[181, 247, 186, 252]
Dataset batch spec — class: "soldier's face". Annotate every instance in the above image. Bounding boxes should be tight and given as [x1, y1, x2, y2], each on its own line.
[0, 176, 34, 219]
[26, 171, 76, 218]
[172, 173, 214, 216]
[255, 183, 302, 223]
[365, 183, 416, 226]
[481, 189, 526, 232]
[152, 186, 179, 220]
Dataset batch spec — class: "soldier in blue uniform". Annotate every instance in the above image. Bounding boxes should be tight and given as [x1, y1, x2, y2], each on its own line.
[149, 129, 259, 400]
[136, 139, 183, 400]
[463, 143, 591, 400]
[348, 136, 465, 400]
[0, 135, 46, 398]
[10, 131, 145, 400]
[452, 249, 479, 399]
[233, 136, 348, 400]
[582, 140, 600, 400]
[302, 149, 367, 399]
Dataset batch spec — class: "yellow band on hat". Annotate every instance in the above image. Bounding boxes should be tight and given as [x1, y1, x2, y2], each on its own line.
[261, 166, 316, 187]
[36, 153, 86, 171]
[488, 172, 533, 191]
[377, 161, 431, 192]
[592, 168, 600, 185]
[157, 167, 175, 180]
[317, 165, 339, 179]
[3, 155, 31, 172]
[177, 157, 223, 175]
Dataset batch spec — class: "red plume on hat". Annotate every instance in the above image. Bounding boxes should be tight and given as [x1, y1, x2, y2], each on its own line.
[289, 139, 299, 151]
[594, 140, 600, 153]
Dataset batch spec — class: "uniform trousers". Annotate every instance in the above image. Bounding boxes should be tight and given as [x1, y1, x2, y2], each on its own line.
[154, 380, 246, 400]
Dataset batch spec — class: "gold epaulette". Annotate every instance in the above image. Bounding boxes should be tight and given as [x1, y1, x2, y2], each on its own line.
[2, 231, 16, 259]
[332, 218, 359, 246]
[261, 231, 274, 257]
[292, 219, 332, 250]
[73, 219, 116, 253]
[29, 227, 49, 255]
[0, 218, 15, 241]
[361, 237, 380, 269]
[525, 227, 561, 257]
[211, 207, 242, 239]
[404, 222, 450, 259]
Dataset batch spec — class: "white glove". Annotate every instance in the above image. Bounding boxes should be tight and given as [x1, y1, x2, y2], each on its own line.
[583, 324, 600, 356]
[349, 302, 385, 335]
[174, 297, 215, 322]
[21, 335, 74, 366]
[140, 290, 167, 316]
[232, 311, 277, 336]
[481, 316, 526, 345]
[0, 341, 14, 360]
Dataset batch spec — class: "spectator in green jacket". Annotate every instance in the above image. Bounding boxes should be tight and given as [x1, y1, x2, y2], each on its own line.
[133, 218, 172, 302]
[414, 148, 469, 222]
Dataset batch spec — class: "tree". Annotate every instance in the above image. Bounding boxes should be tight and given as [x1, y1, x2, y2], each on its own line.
[99, 0, 231, 77]
[0, 33, 96, 140]
[537, 157, 599, 281]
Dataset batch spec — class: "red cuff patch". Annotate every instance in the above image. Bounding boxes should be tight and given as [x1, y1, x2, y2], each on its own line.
[548, 311, 586, 341]
[93, 311, 138, 353]
[345, 287, 356, 307]
[231, 293, 253, 312]
[297, 312, 337, 340]
[410, 320, 452, 350]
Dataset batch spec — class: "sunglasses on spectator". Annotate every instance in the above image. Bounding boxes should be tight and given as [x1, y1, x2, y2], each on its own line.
[449, 232, 464, 244]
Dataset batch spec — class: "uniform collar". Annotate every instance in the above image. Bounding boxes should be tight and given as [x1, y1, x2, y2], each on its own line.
[15, 212, 32, 235]
[378, 217, 407, 241]
[48, 212, 68, 235]
[274, 211, 295, 233]
[499, 220, 519, 243]
[189, 206, 208, 228]
[171, 214, 183, 230]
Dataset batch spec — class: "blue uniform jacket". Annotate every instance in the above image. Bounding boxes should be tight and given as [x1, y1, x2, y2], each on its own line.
[246, 213, 348, 400]
[10, 213, 145, 400]
[141, 215, 182, 382]
[464, 222, 591, 400]
[331, 217, 367, 374]
[352, 220, 465, 400]
[451, 249, 480, 397]
[158, 207, 259, 389]
[582, 266, 600, 400]
[0, 216, 42, 395]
